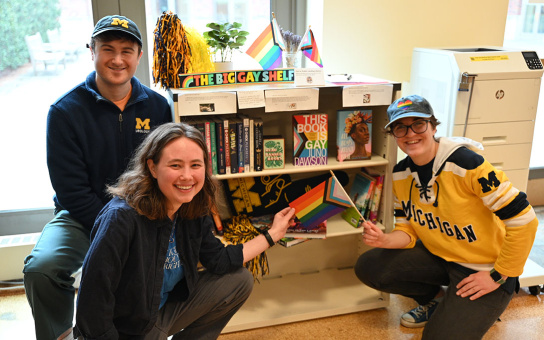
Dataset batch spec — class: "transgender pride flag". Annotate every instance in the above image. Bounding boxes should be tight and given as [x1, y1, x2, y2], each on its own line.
[300, 28, 323, 68]
[246, 16, 285, 70]
[289, 174, 352, 229]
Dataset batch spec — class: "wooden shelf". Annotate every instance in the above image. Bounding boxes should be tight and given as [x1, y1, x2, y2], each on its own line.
[223, 267, 388, 333]
[325, 214, 384, 237]
[215, 155, 389, 180]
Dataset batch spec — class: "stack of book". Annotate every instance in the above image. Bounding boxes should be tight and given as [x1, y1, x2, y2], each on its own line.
[342, 171, 384, 227]
[183, 115, 264, 175]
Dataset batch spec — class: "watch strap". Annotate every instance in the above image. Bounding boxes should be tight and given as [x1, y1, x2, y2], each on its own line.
[262, 229, 275, 247]
[490, 268, 506, 285]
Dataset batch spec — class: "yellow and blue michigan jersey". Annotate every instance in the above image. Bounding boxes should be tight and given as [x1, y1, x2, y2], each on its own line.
[392, 137, 538, 277]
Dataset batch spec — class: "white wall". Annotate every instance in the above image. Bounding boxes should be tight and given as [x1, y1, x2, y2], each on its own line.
[322, 0, 509, 84]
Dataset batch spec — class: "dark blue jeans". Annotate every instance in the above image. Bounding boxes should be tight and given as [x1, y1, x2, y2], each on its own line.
[23, 210, 90, 340]
[355, 242, 513, 340]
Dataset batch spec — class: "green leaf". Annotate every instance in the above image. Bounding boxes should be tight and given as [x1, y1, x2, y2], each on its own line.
[203, 21, 249, 62]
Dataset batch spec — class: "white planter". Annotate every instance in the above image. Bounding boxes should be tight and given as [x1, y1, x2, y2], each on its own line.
[214, 61, 234, 72]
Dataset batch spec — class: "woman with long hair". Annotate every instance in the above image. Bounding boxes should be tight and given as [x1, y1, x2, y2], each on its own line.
[75, 122, 296, 339]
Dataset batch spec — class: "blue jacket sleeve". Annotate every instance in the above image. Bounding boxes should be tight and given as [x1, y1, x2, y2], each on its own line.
[197, 216, 244, 273]
[46, 105, 105, 229]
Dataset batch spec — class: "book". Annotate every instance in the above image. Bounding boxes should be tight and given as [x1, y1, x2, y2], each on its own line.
[336, 109, 372, 162]
[277, 237, 310, 248]
[292, 113, 328, 166]
[248, 215, 316, 244]
[228, 118, 238, 174]
[214, 118, 226, 175]
[254, 118, 264, 171]
[341, 172, 376, 228]
[223, 116, 231, 174]
[263, 135, 285, 169]
[249, 116, 255, 172]
[192, 118, 213, 172]
[235, 117, 245, 173]
[239, 114, 251, 173]
[368, 174, 384, 223]
[208, 118, 217, 175]
[285, 220, 327, 239]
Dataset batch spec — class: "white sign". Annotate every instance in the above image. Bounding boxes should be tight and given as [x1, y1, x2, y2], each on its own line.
[237, 90, 265, 109]
[177, 91, 237, 115]
[264, 88, 319, 112]
[294, 68, 326, 87]
[342, 84, 393, 107]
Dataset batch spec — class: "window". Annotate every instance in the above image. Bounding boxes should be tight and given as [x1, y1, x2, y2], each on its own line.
[0, 0, 94, 211]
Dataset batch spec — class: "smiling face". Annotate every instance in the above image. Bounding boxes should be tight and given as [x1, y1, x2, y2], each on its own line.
[91, 37, 142, 93]
[393, 117, 438, 165]
[350, 122, 370, 145]
[147, 137, 206, 219]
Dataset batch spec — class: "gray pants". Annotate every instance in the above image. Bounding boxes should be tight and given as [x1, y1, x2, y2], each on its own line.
[23, 210, 90, 340]
[143, 268, 254, 340]
[354, 241, 513, 340]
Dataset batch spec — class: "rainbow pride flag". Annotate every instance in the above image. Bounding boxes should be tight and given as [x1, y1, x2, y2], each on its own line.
[246, 17, 285, 70]
[300, 28, 323, 68]
[289, 175, 351, 229]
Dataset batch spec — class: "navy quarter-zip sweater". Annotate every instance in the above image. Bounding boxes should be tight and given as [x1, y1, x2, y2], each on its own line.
[46, 72, 172, 229]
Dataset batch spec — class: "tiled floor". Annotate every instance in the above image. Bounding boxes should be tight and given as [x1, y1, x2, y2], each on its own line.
[2, 207, 543, 339]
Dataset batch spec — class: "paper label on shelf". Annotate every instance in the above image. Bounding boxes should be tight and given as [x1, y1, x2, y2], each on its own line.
[237, 90, 265, 109]
[177, 91, 237, 115]
[294, 68, 326, 87]
[265, 88, 319, 112]
[342, 84, 393, 107]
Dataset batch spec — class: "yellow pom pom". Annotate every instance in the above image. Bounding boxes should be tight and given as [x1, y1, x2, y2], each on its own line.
[184, 26, 215, 73]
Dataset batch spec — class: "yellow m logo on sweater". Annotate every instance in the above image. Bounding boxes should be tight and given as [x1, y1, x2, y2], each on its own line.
[135, 118, 150, 130]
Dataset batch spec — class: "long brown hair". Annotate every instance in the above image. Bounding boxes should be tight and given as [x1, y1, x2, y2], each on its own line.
[107, 122, 217, 220]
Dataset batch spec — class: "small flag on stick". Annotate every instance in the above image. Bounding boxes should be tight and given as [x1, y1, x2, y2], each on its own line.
[246, 13, 285, 70]
[289, 171, 362, 229]
[299, 26, 323, 68]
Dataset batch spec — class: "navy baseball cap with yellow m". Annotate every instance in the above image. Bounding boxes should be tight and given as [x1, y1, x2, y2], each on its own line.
[92, 15, 142, 46]
[385, 94, 434, 129]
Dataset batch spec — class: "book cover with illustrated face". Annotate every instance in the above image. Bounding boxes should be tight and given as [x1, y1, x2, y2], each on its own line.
[337, 110, 372, 162]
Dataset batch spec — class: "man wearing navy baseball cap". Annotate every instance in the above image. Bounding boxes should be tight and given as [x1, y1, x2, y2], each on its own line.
[91, 15, 143, 46]
[355, 95, 538, 338]
[23, 15, 172, 340]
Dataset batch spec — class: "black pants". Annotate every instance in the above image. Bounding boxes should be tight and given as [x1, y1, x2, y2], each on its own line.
[354, 242, 513, 340]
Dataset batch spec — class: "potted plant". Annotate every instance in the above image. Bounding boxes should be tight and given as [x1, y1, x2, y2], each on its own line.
[203, 22, 249, 70]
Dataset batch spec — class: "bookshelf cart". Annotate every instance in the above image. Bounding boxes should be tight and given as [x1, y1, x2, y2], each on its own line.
[169, 79, 402, 333]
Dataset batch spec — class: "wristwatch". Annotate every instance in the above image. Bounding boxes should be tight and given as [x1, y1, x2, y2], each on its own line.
[490, 268, 506, 285]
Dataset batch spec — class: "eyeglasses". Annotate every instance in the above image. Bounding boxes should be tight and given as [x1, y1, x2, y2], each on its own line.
[390, 120, 431, 138]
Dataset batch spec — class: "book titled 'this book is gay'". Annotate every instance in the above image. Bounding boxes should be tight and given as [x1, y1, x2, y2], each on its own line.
[293, 113, 328, 167]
